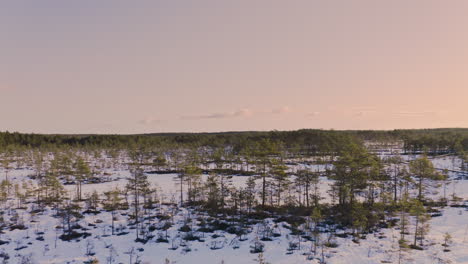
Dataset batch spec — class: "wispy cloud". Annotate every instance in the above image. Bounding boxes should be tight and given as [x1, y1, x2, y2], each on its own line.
[180, 108, 253, 120]
[354, 110, 377, 117]
[271, 106, 291, 114]
[392, 111, 438, 117]
[138, 117, 164, 125]
[180, 106, 295, 121]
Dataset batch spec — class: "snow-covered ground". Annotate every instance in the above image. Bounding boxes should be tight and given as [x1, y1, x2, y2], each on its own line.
[0, 154, 467, 264]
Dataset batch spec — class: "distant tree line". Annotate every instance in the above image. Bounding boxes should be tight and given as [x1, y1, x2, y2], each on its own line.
[1, 128, 468, 154]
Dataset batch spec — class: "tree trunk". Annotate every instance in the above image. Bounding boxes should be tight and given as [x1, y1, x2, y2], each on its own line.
[413, 217, 419, 246]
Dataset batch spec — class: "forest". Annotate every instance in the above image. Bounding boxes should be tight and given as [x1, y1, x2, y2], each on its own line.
[0, 129, 467, 263]
[1, 128, 468, 153]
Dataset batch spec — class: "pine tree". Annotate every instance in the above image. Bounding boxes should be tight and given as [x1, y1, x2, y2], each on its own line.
[86, 190, 100, 212]
[409, 155, 440, 202]
[270, 159, 289, 206]
[58, 200, 83, 236]
[205, 173, 220, 211]
[0, 180, 9, 203]
[409, 199, 429, 247]
[209, 148, 233, 208]
[50, 152, 74, 183]
[42, 172, 65, 207]
[1, 157, 13, 194]
[126, 167, 149, 240]
[295, 169, 319, 208]
[73, 156, 91, 201]
[351, 202, 368, 239]
[311, 207, 323, 255]
[103, 188, 122, 235]
[398, 191, 411, 243]
[384, 155, 404, 203]
[183, 164, 202, 203]
[245, 176, 257, 214]
[249, 139, 279, 208]
[32, 150, 45, 179]
[331, 142, 378, 225]
[442, 232, 452, 252]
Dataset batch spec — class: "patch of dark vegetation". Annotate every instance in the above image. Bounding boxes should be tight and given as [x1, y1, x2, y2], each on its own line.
[0, 252, 9, 261]
[59, 231, 92, 241]
[9, 224, 27, 231]
[410, 245, 424, 250]
[250, 242, 264, 253]
[156, 237, 169, 243]
[135, 238, 149, 244]
[178, 225, 192, 232]
[82, 210, 101, 215]
[14, 246, 28, 251]
[450, 204, 467, 208]
[156, 214, 171, 221]
[335, 233, 348, 238]
[197, 226, 214, 233]
[324, 242, 339, 248]
[208, 220, 230, 231]
[274, 215, 306, 226]
[430, 213, 443, 218]
[183, 233, 201, 241]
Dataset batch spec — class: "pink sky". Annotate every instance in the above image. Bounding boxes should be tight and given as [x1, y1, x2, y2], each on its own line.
[1, 1, 467, 134]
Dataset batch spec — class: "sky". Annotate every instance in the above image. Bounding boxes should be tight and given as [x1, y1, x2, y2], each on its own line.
[1, 0, 468, 134]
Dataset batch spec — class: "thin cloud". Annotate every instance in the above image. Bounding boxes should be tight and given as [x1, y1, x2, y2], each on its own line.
[271, 106, 291, 114]
[138, 117, 164, 125]
[181, 108, 253, 120]
[180, 106, 294, 121]
[392, 111, 438, 117]
[354, 110, 377, 117]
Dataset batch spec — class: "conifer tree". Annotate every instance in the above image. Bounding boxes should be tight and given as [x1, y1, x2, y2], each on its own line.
[58, 200, 83, 236]
[385, 155, 404, 202]
[410, 199, 429, 247]
[244, 176, 257, 214]
[86, 190, 100, 212]
[1, 157, 13, 194]
[73, 156, 91, 201]
[183, 164, 202, 203]
[126, 167, 149, 240]
[409, 155, 440, 202]
[331, 142, 378, 225]
[249, 139, 278, 208]
[205, 173, 220, 211]
[32, 150, 45, 179]
[270, 159, 289, 206]
[295, 169, 319, 208]
[103, 188, 122, 235]
[311, 207, 323, 255]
